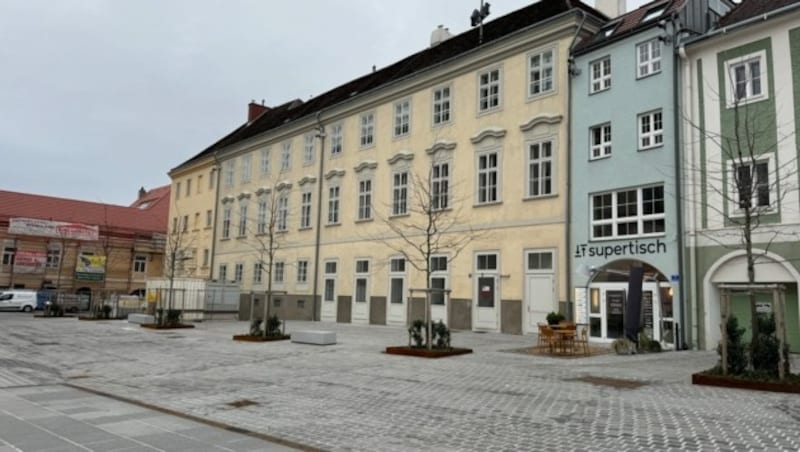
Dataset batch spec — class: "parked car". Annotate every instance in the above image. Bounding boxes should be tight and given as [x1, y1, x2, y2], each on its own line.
[0, 290, 38, 312]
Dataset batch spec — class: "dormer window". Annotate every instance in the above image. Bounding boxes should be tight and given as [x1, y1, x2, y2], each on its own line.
[643, 6, 667, 22]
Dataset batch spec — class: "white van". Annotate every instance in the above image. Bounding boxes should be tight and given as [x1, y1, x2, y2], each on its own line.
[0, 290, 37, 312]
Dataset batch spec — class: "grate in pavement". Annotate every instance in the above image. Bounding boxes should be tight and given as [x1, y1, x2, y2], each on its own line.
[226, 399, 259, 408]
[568, 376, 649, 389]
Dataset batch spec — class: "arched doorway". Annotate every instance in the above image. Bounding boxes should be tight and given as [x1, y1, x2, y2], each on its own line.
[585, 259, 675, 347]
[703, 249, 800, 351]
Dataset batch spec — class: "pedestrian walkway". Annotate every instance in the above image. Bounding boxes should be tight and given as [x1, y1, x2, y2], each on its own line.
[0, 313, 799, 451]
[0, 385, 298, 452]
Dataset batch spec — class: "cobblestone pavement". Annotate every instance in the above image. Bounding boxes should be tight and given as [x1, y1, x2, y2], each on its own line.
[0, 313, 798, 451]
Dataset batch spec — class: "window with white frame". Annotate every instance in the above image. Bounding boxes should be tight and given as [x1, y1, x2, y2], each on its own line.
[133, 255, 147, 273]
[331, 124, 343, 156]
[527, 251, 554, 271]
[360, 112, 374, 147]
[527, 139, 554, 197]
[1, 242, 14, 268]
[241, 154, 252, 183]
[253, 262, 262, 284]
[234, 263, 244, 283]
[280, 142, 291, 171]
[478, 68, 501, 112]
[221, 205, 232, 239]
[637, 39, 661, 78]
[274, 261, 285, 284]
[432, 161, 450, 211]
[727, 51, 767, 105]
[300, 190, 312, 228]
[206, 209, 213, 228]
[591, 185, 665, 239]
[225, 160, 235, 187]
[260, 148, 270, 176]
[394, 100, 410, 137]
[389, 257, 406, 305]
[256, 198, 267, 234]
[46, 243, 62, 269]
[432, 86, 451, 125]
[297, 260, 308, 284]
[590, 123, 612, 159]
[185, 179, 191, 197]
[590, 57, 611, 93]
[238, 203, 248, 237]
[528, 48, 555, 96]
[392, 171, 408, 216]
[277, 192, 289, 231]
[357, 179, 373, 220]
[638, 110, 663, 150]
[477, 151, 499, 204]
[328, 184, 340, 224]
[218, 264, 227, 282]
[323, 260, 337, 303]
[304, 134, 315, 165]
[732, 157, 773, 211]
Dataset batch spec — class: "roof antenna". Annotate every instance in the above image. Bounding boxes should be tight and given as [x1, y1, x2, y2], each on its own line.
[470, 1, 491, 44]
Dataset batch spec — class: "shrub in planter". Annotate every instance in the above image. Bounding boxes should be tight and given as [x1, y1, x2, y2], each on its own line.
[750, 314, 790, 378]
[408, 320, 425, 348]
[249, 319, 263, 336]
[266, 314, 282, 336]
[44, 303, 64, 317]
[432, 320, 451, 349]
[546, 311, 565, 325]
[638, 331, 662, 353]
[407, 319, 451, 349]
[612, 338, 634, 355]
[166, 309, 182, 326]
[101, 305, 113, 319]
[716, 315, 748, 375]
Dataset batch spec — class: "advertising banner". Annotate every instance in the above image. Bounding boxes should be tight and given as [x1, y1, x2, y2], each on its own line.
[75, 254, 106, 281]
[9, 217, 99, 241]
[13, 250, 46, 273]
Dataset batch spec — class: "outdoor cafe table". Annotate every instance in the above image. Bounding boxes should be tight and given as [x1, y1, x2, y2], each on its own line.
[549, 325, 576, 354]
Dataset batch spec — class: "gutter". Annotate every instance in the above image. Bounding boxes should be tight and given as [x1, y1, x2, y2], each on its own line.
[311, 111, 327, 322]
[685, 2, 800, 47]
[565, 9, 587, 322]
[209, 151, 222, 281]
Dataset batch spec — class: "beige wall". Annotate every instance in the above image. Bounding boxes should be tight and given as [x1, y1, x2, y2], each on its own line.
[168, 158, 217, 279]
[208, 17, 581, 332]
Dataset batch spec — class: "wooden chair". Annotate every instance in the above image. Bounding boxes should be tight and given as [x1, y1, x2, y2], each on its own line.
[574, 323, 590, 355]
[537, 322, 550, 349]
[538, 324, 556, 353]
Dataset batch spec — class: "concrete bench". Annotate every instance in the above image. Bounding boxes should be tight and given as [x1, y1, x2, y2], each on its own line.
[128, 314, 155, 325]
[291, 330, 336, 345]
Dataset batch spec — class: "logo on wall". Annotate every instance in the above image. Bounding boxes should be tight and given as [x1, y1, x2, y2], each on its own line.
[574, 239, 667, 259]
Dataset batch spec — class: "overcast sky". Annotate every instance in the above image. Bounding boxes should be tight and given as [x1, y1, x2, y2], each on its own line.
[0, 0, 650, 206]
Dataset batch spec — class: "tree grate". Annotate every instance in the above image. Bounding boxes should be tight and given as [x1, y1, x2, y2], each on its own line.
[226, 399, 259, 408]
[567, 376, 649, 389]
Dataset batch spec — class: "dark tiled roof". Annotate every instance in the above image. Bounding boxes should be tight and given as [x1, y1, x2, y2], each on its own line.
[0, 190, 167, 234]
[719, 0, 800, 27]
[575, 0, 685, 54]
[173, 0, 604, 171]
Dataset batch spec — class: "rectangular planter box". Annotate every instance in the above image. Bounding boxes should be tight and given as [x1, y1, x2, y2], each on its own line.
[385, 346, 473, 358]
[140, 323, 195, 330]
[692, 372, 800, 394]
[232, 334, 291, 342]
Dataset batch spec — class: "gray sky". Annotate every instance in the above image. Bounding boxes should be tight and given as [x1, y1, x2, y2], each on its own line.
[0, 0, 649, 206]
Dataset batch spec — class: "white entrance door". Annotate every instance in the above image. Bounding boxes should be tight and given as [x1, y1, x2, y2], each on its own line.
[386, 257, 407, 326]
[429, 275, 448, 324]
[473, 252, 499, 331]
[526, 275, 554, 331]
[321, 260, 337, 322]
[351, 259, 370, 324]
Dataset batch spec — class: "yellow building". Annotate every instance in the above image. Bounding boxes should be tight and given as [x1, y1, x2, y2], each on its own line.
[173, 1, 605, 333]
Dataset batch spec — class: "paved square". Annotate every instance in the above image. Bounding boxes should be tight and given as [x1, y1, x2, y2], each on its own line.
[0, 313, 798, 451]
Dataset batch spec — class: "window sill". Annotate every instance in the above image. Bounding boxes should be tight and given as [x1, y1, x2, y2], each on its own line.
[477, 106, 503, 118]
[236, 236, 247, 240]
[638, 144, 664, 152]
[360, 143, 375, 151]
[526, 89, 557, 103]
[589, 154, 612, 162]
[220, 237, 231, 242]
[392, 133, 411, 141]
[432, 120, 453, 128]
[389, 213, 410, 219]
[303, 160, 315, 167]
[589, 86, 611, 96]
[325, 223, 341, 228]
[204, 226, 212, 230]
[523, 193, 558, 201]
[298, 226, 312, 232]
[355, 218, 373, 224]
[473, 201, 503, 208]
[636, 70, 661, 81]
[726, 95, 769, 109]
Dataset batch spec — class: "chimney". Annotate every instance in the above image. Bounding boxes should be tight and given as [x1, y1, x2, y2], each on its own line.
[248, 100, 270, 122]
[595, 0, 627, 18]
[138, 186, 146, 199]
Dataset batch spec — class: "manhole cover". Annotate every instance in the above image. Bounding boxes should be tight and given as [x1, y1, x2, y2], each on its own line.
[226, 399, 259, 408]
[568, 376, 648, 389]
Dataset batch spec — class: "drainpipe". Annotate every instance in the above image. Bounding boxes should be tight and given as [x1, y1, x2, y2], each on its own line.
[678, 41, 698, 349]
[311, 111, 327, 322]
[209, 152, 222, 282]
[672, 16, 687, 350]
[565, 9, 587, 322]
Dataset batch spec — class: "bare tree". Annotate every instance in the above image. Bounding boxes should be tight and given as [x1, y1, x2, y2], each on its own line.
[684, 82, 796, 376]
[244, 184, 293, 337]
[375, 167, 483, 349]
[162, 211, 196, 317]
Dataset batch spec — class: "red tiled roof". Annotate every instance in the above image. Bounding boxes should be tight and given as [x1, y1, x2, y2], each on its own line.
[719, 0, 800, 27]
[0, 189, 167, 234]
